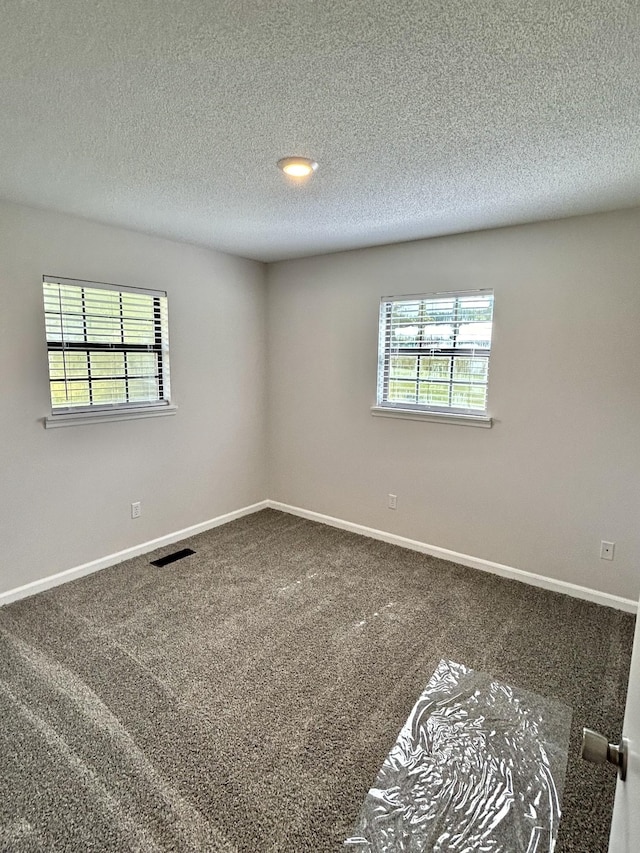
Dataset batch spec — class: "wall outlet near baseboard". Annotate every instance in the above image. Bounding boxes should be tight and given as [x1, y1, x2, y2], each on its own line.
[131, 501, 142, 519]
[600, 540, 615, 561]
[388, 494, 397, 510]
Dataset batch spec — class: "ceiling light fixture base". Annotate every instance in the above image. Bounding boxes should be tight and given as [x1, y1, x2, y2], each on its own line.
[277, 156, 318, 178]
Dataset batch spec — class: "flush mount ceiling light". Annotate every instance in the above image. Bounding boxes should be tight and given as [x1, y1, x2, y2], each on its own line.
[277, 156, 318, 178]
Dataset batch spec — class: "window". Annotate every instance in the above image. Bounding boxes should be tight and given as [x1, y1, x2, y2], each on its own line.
[376, 289, 494, 419]
[43, 276, 171, 417]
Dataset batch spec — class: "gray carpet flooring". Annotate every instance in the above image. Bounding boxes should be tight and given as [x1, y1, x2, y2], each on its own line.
[0, 508, 634, 852]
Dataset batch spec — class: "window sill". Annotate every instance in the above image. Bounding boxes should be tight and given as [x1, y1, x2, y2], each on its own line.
[370, 406, 492, 428]
[44, 405, 178, 429]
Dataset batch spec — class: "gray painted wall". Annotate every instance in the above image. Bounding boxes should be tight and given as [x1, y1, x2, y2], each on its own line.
[0, 201, 267, 595]
[2, 201, 639, 603]
[267, 209, 640, 601]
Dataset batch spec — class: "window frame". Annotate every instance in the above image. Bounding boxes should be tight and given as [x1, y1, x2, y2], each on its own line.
[42, 275, 174, 426]
[373, 289, 494, 426]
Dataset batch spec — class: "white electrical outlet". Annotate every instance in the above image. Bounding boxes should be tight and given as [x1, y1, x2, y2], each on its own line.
[600, 540, 615, 561]
[388, 494, 397, 510]
[131, 501, 141, 519]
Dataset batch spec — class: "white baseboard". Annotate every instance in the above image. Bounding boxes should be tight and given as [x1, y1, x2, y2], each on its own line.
[267, 501, 638, 614]
[0, 500, 269, 608]
[3, 498, 636, 615]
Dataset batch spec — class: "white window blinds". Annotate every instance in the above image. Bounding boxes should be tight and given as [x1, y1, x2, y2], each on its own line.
[43, 276, 171, 413]
[377, 290, 494, 416]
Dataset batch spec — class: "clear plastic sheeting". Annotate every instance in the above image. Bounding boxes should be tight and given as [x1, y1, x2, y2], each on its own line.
[345, 659, 572, 852]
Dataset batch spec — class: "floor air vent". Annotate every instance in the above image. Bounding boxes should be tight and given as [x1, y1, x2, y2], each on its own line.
[150, 548, 195, 567]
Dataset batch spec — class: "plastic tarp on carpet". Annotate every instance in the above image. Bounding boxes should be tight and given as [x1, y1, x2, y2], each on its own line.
[345, 659, 572, 852]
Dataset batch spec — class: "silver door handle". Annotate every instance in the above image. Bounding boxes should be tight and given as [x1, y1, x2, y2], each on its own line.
[581, 728, 628, 781]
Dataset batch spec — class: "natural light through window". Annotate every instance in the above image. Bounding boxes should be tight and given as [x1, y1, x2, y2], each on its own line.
[376, 290, 494, 418]
[43, 276, 171, 417]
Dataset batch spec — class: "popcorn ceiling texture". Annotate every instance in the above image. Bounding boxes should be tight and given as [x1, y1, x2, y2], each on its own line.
[0, 509, 634, 851]
[0, 0, 638, 261]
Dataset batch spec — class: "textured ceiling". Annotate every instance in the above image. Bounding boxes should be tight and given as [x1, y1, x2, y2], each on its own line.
[1, 0, 639, 262]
